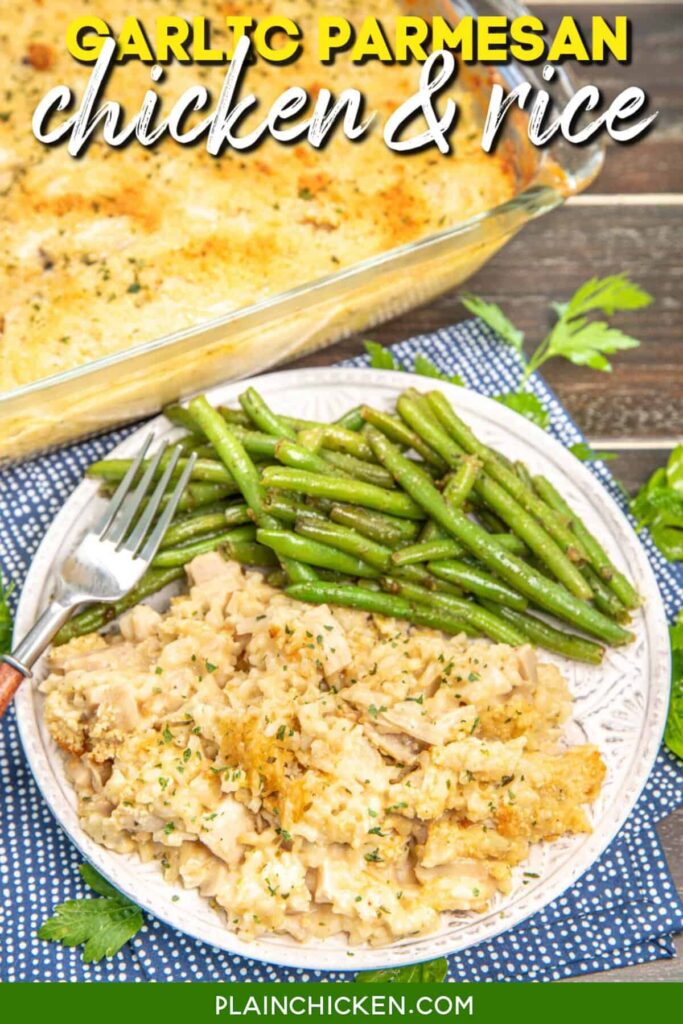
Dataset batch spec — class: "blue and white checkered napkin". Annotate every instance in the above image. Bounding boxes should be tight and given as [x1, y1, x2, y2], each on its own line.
[1, 319, 682, 982]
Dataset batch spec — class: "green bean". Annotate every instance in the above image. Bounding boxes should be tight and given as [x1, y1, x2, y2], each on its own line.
[479, 601, 605, 665]
[88, 455, 235, 486]
[419, 520, 440, 542]
[580, 564, 630, 622]
[187, 397, 317, 584]
[218, 406, 252, 428]
[443, 457, 481, 506]
[173, 435, 205, 455]
[515, 460, 534, 490]
[161, 511, 233, 550]
[153, 526, 256, 567]
[475, 473, 593, 599]
[295, 516, 393, 571]
[391, 538, 465, 565]
[360, 406, 448, 471]
[239, 388, 298, 440]
[320, 450, 396, 488]
[472, 504, 509, 535]
[275, 439, 352, 478]
[399, 535, 525, 564]
[228, 427, 281, 460]
[295, 423, 374, 460]
[329, 504, 421, 545]
[256, 529, 380, 578]
[266, 569, 288, 588]
[263, 493, 326, 526]
[532, 474, 641, 610]
[227, 541, 279, 566]
[364, 425, 633, 646]
[382, 577, 527, 645]
[167, 482, 238, 511]
[293, 515, 461, 596]
[420, 458, 481, 544]
[286, 582, 477, 637]
[296, 427, 326, 453]
[493, 534, 528, 556]
[164, 404, 203, 434]
[397, 393, 593, 600]
[186, 443, 220, 460]
[261, 467, 425, 519]
[335, 407, 365, 431]
[424, 391, 588, 563]
[54, 567, 185, 645]
[427, 560, 528, 611]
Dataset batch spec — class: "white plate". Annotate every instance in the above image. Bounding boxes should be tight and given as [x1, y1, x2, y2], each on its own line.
[14, 368, 671, 972]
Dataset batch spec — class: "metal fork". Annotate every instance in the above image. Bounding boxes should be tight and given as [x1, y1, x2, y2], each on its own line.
[0, 436, 197, 718]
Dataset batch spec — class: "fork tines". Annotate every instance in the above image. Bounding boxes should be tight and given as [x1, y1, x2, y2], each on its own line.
[96, 434, 197, 561]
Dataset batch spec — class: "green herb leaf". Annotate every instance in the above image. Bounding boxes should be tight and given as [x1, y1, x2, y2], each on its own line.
[664, 612, 683, 760]
[525, 275, 650, 379]
[562, 274, 653, 319]
[543, 320, 641, 373]
[494, 392, 550, 430]
[364, 341, 398, 370]
[0, 569, 14, 656]
[630, 447, 683, 561]
[357, 957, 448, 983]
[460, 293, 525, 353]
[37, 864, 143, 963]
[569, 442, 617, 463]
[78, 864, 123, 899]
[413, 354, 463, 386]
[667, 446, 683, 495]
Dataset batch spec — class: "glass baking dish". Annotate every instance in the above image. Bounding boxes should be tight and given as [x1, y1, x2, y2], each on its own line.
[0, 0, 603, 464]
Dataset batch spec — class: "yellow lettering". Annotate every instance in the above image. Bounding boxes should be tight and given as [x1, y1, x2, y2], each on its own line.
[224, 17, 254, 60]
[155, 17, 191, 62]
[350, 18, 393, 62]
[591, 16, 629, 61]
[510, 16, 546, 62]
[394, 17, 429, 62]
[431, 16, 474, 61]
[477, 16, 508, 60]
[548, 17, 590, 62]
[318, 16, 353, 62]
[117, 17, 154, 62]
[66, 16, 110, 62]
[252, 17, 302, 62]
[192, 16, 223, 61]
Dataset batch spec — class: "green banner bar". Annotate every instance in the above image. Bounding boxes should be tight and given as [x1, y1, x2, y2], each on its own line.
[0, 981, 680, 1022]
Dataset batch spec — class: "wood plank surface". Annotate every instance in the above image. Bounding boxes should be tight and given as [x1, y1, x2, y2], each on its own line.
[533, 4, 683, 194]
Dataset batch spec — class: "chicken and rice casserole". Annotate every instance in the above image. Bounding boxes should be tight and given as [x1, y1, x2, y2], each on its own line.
[42, 553, 605, 945]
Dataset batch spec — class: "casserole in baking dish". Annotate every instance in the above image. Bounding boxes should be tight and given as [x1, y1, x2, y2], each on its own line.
[0, 0, 603, 461]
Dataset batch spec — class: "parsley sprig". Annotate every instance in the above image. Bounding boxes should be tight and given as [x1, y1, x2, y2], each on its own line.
[462, 274, 651, 381]
[37, 864, 143, 962]
[0, 568, 14, 655]
[357, 957, 448, 982]
[630, 445, 683, 562]
[665, 612, 683, 761]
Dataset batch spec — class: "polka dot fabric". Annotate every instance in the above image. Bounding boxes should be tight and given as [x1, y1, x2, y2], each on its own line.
[1, 319, 681, 982]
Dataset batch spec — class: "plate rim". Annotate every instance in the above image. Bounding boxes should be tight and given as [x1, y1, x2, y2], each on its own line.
[13, 365, 671, 972]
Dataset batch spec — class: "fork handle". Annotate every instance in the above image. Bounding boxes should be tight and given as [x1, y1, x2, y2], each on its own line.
[0, 600, 74, 719]
[0, 660, 30, 717]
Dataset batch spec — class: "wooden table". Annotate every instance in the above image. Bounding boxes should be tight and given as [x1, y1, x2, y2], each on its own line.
[289, 2, 683, 981]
